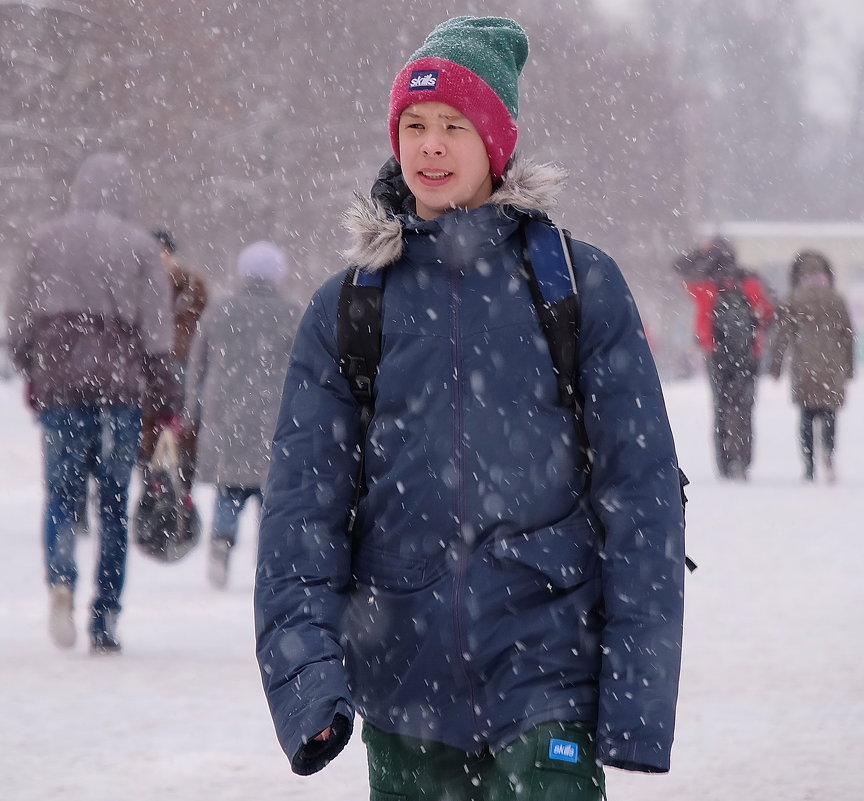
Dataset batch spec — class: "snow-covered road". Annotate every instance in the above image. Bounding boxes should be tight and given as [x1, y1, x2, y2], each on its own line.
[2, 372, 862, 800]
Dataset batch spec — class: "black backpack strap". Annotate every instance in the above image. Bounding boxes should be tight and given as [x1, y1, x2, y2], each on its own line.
[337, 267, 383, 532]
[520, 218, 583, 414]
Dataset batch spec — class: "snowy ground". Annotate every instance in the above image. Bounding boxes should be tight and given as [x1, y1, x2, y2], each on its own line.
[2, 370, 862, 801]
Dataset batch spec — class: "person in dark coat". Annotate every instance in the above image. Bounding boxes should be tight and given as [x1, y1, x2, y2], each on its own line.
[254, 17, 686, 800]
[5, 152, 179, 654]
[139, 228, 208, 485]
[675, 236, 775, 480]
[769, 251, 855, 481]
[185, 241, 302, 588]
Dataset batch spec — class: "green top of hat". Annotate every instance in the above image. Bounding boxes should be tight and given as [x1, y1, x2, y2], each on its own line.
[408, 16, 529, 119]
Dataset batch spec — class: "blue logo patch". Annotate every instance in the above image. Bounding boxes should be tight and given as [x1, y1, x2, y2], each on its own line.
[409, 69, 439, 90]
[549, 739, 580, 764]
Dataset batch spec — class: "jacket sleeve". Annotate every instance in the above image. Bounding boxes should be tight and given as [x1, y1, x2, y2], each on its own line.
[254, 276, 360, 775]
[5, 249, 36, 379]
[743, 276, 775, 329]
[838, 299, 856, 380]
[573, 243, 686, 773]
[182, 309, 210, 428]
[768, 304, 794, 378]
[681, 278, 717, 354]
[134, 237, 181, 416]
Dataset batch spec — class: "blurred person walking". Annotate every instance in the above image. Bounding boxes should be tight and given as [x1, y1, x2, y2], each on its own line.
[138, 228, 208, 488]
[675, 236, 774, 480]
[769, 252, 855, 482]
[5, 152, 180, 653]
[184, 241, 301, 588]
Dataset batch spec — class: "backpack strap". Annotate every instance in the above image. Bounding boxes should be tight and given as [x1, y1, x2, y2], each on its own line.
[337, 267, 383, 532]
[520, 219, 583, 414]
[521, 220, 697, 573]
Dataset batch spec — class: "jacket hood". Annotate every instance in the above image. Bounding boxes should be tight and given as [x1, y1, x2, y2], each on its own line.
[69, 153, 133, 218]
[341, 154, 567, 271]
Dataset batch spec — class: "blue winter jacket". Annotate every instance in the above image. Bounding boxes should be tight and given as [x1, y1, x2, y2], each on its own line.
[255, 157, 685, 776]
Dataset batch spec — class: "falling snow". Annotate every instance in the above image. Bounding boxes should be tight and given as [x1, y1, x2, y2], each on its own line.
[1, 371, 862, 800]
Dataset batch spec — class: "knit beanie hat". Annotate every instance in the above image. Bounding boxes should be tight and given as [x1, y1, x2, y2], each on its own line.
[388, 16, 529, 180]
[236, 241, 287, 284]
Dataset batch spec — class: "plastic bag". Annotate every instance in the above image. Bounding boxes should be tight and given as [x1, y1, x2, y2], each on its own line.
[133, 428, 200, 562]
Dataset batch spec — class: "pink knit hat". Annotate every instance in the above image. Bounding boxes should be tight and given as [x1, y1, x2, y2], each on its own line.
[388, 17, 529, 180]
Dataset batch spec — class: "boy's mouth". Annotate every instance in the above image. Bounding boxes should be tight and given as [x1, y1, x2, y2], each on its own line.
[417, 169, 452, 184]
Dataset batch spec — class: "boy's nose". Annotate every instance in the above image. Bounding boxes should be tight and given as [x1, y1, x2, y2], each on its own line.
[421, 137, 445, 157]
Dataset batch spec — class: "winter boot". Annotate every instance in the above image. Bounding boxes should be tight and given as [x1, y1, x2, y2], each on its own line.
[90, 612, 121, 655]
[48, 584, 76, 649]
[727, 460, 748, 482]
[208, 538, 231, 589]
[824, 450, 836, 484]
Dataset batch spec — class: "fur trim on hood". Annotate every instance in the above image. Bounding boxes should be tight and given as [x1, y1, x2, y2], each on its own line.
[341, 155, 567, 271]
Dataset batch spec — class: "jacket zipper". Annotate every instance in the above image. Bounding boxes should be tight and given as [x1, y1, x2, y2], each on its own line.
[449, 267, 479, 735]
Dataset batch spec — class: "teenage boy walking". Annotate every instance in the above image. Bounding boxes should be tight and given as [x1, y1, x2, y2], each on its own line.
[255, 17, 685, 799]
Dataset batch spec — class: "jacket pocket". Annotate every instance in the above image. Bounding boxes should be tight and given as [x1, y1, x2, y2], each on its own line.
[352, 545, 430, 591]
[492, 516, 601, 590]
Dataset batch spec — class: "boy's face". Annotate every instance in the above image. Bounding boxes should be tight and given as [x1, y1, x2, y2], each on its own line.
[398, 102, 493, 220]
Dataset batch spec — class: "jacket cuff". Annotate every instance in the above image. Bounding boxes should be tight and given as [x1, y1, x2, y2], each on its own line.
[289, 704, 354, 776]
[598, 736, 671, 774]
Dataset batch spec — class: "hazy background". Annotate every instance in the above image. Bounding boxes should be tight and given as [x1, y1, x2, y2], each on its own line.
[2, 0, 862, 347]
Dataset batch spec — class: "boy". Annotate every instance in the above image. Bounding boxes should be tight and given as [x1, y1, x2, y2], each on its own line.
[256, 16, 685, 799]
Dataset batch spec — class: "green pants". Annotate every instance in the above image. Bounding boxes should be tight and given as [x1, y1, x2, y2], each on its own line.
[362, 720, 606, 801]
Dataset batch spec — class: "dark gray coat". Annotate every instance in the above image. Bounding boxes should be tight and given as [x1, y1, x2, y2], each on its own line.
[185, 278, 302, 487]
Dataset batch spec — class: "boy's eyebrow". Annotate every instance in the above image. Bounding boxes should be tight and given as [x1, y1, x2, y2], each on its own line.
[401, 108, 468, 122]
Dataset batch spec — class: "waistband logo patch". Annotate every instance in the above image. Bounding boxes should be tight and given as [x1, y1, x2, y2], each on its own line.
[409, 69, 439, 90]
[549, 739, 580, 764]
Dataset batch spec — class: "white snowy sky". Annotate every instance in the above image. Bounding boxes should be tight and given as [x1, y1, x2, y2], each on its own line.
[602, 0, 864, 127]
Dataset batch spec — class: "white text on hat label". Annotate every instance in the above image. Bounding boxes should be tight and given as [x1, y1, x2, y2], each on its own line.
[409, 70, 439, 90]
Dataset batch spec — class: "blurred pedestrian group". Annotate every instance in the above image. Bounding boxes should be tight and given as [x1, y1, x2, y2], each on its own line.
[4, 149, 299, 653]
[676, 236, 855, 483]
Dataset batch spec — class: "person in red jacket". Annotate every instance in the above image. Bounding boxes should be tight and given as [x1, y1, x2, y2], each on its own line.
[675, 236, 774, 480]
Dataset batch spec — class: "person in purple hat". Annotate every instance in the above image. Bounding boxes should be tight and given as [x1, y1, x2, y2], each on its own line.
[184, 241, 302, 588]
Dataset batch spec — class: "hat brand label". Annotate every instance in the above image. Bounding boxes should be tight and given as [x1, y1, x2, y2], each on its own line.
[409, 69, 439, 90]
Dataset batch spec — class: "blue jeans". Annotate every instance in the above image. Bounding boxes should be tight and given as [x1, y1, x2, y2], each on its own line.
[40, 404, 141, 621]
[212, 486, 262, 546]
